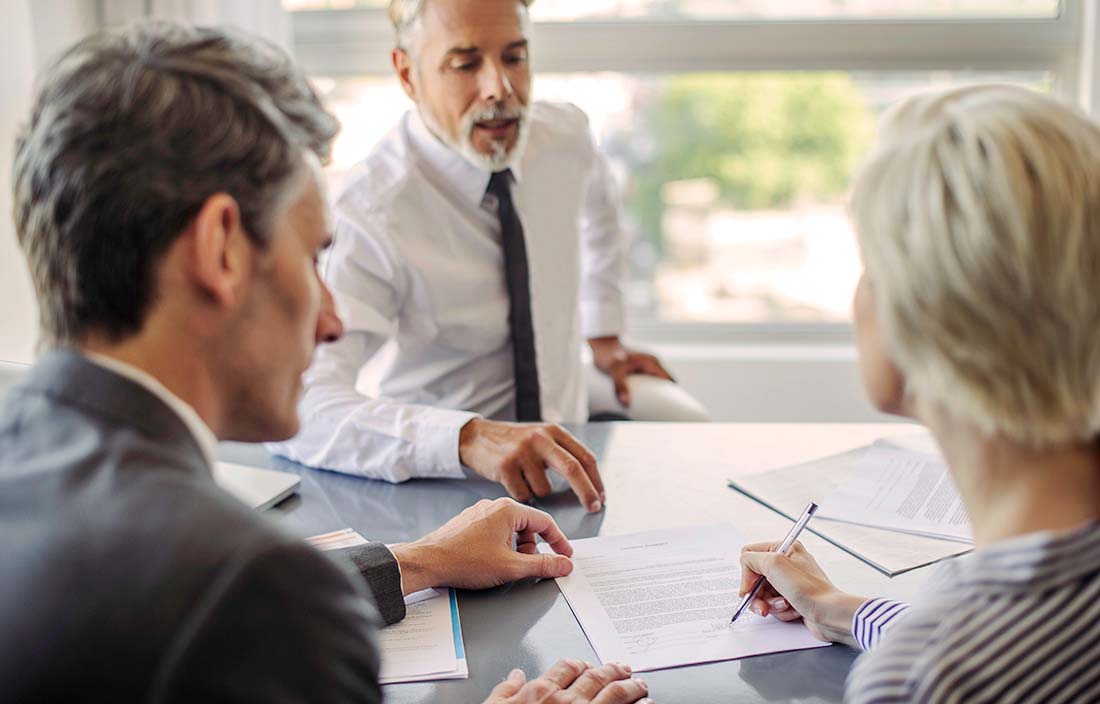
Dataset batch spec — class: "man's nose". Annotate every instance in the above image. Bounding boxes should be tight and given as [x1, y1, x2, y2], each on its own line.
[480, 59, 513, 104]
[316, 281, 344, 345]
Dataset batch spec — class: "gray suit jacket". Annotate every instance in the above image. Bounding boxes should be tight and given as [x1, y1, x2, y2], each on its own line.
[0, 351, 398, 703]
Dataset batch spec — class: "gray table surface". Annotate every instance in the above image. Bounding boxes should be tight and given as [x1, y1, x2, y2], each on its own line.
[219, 422, 932, 704]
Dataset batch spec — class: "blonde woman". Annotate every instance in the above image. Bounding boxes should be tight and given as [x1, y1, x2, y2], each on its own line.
[740, 85, 1100, 702]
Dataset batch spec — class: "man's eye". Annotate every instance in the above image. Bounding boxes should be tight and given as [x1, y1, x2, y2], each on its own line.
[505, 54, 527, 65]
[453, 60, 479, 71]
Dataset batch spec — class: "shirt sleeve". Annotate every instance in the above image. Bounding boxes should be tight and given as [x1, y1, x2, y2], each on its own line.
[577, 113, 628, 339]
[333, 542, 406, 626]
[269, 204, 477, 482]
[852, 597, 912, 651]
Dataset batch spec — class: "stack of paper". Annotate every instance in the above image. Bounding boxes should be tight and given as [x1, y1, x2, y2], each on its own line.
[818, 441, 973, 544]
[377, 588, 468, 684]
[540, 525, 829, 673]
[307, 529, 468, 684]
[729, 434, 972, 575]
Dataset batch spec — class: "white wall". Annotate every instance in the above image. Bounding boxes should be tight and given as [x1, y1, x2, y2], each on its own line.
[650, 343, 899, 423]
[0, 0, 38, 364]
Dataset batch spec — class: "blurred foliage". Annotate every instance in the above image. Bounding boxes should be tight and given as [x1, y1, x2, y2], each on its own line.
[628, 73, 874, 249]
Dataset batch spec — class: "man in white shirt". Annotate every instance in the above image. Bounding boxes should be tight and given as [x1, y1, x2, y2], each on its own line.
[275, 0, 674, 512]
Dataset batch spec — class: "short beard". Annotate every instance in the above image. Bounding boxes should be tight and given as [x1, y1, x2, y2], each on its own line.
[421, 101, 530, 173]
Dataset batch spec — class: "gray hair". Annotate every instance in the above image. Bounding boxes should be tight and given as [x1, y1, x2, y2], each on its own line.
[389, 0, 533, 54]
[850, 85, 1100, 446]
[13, 21, 339, 346]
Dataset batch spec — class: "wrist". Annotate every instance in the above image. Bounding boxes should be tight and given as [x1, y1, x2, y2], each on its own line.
[587, 336, 624, 370]
[813, 591, 866, 647]
[390, 540, 444, 595]
[458, 417, 486, 465]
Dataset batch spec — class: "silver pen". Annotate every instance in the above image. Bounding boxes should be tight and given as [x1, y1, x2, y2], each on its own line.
[730, 501, 819, 624]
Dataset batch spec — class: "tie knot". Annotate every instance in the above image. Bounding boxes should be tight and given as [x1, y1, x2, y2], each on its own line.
[487, 169, 513, 198]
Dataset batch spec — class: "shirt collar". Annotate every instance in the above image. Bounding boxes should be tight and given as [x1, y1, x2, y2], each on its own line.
[84, 352, 218, 468]
[407, 108, 525, 204]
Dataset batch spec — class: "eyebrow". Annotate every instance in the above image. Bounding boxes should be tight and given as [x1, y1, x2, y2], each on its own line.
[444, 39, 528, 57]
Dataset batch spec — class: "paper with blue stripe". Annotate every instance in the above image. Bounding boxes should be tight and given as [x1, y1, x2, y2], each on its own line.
[378, 587, 468, 684]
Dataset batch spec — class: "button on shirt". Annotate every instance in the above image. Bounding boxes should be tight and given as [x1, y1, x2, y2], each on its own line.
[271, 102, 627, 483]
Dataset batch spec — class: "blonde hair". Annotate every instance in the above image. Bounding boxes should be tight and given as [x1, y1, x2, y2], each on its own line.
[850, 85, 1100, 446]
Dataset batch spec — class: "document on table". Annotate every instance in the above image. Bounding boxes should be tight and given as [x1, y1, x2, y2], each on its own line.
[539, 525, 829, 673]
[819, 441, 973, 543]
[377, 588, 468, 684]
[729, 434, 972, 576]
[307, 529, 468, 684]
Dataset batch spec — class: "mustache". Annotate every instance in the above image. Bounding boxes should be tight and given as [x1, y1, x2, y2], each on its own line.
[467, 103, 526, 123]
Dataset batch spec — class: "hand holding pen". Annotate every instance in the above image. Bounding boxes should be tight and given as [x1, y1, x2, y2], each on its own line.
[733, 503, 868, 647]
[732, 502, 818, 624]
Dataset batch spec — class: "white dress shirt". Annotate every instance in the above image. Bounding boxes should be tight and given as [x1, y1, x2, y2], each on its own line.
[85, 352, 218, 468]
[271, 102, 627, 483]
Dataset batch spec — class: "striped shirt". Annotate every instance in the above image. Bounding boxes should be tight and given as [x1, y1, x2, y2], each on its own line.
[846, 520, 1100, 703]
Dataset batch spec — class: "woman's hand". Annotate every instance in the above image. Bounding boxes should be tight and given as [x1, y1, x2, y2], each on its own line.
[739, 541, 867, 647]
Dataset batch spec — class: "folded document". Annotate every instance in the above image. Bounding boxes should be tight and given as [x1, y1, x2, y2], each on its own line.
[729, 434, 972, 576]
[307, 529, 468, 684]
[819, 441, 972, 544]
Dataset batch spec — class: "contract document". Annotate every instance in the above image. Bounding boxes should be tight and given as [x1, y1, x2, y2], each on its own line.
[540, 525, 828, 672]
[819, 442, 973, 544]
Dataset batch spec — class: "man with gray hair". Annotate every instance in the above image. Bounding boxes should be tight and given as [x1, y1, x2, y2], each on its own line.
[0, 21, 650, 704]
[276, 0, 676, 511]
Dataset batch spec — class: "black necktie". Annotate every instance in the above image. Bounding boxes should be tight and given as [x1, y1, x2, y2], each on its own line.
[487, 170, 542, 422]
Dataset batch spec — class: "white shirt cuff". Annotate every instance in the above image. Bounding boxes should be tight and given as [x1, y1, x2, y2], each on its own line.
[581, 300, 625, 339]
[414, 408, 480, 479]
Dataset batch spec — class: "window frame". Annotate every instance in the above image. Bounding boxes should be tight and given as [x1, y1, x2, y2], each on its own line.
[289, 0, 1087, 345]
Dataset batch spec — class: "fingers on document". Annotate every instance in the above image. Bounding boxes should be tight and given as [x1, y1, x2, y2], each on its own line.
[515, 528, 540, 554]
[512, 503, 573, 557]
[749, 585, 800, 620]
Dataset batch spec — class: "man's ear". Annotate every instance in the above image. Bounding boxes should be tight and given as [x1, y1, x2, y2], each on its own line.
[393, 47, 418, 102]
[190, 193, 251, 309]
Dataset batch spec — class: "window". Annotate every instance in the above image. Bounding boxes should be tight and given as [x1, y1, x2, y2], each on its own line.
[286, 0, 1061, 18]
[286, 0, 1084, 335]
